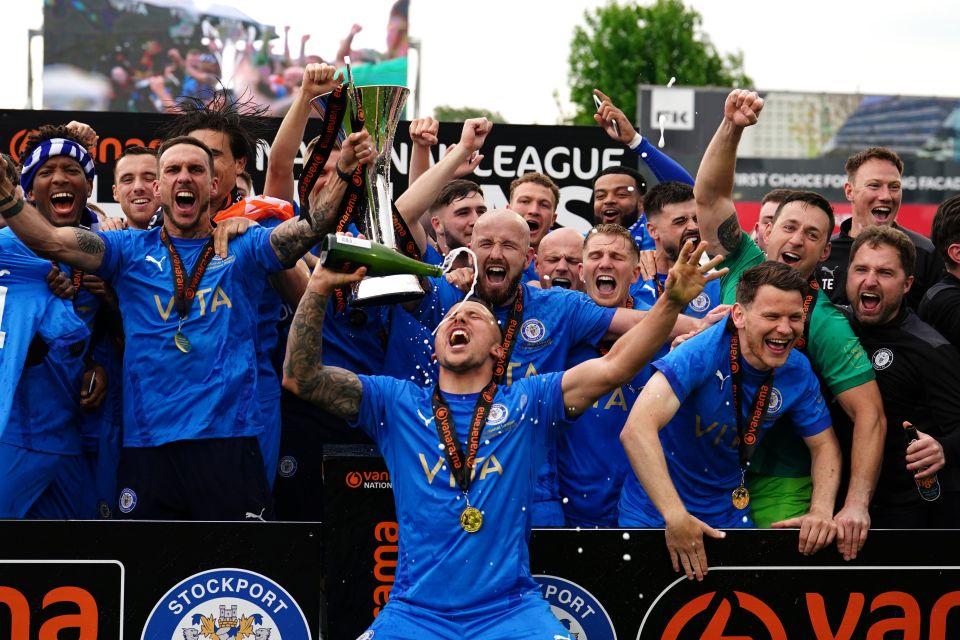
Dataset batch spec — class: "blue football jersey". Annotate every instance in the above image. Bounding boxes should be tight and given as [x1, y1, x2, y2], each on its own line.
[0, 230, 96, 454]
[423, 244, 444, 267]
[557, 295, 657, 527]
[351, 372, 565, 612]
[0, 243, 89, 440]
[94, 225, 283, 446]
[407, 280, 615, 385]
[631, 275, 721, 319]
[618, 319, 831, 528]
[398, 281, 615, 507]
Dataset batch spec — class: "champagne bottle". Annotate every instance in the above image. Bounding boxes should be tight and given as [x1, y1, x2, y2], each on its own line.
[320, 234, 443, 278]
[904, 424, 941, 502]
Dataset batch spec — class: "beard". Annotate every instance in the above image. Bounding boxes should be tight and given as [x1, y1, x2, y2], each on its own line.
[664, 231, 701, 262]
[162, 198, 212, 236]
[477, 275, 520, 308]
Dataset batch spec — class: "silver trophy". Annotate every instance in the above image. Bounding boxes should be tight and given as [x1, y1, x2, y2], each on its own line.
[310, 78, 419, 307]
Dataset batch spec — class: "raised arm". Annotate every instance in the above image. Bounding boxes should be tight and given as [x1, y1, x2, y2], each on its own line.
[592, 89, 693, 185]
[395, 117, 491, 255]
[408, 117, 439, 186]
[263, 63, 342, 202]
[0, 155, 104, 272]
[281, 263, 367, 420]
[620, 372, 724, 581]
[606, 302, 730, 341]
[561, 241, 725, 415]
[268, 129, 373, 266]
[693, 89, 764, 259]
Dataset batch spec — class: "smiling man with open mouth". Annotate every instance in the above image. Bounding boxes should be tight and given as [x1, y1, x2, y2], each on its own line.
[695, 89, 884, 563]
[816, 147, 944, 309]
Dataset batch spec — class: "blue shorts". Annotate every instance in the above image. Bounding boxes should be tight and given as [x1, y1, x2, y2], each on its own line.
[363, 593, 571, 640]
[0, 442, 82, 518]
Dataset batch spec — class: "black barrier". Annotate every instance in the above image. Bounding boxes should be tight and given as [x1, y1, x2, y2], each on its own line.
[323, 450, 960, 640]
[0, 521, 322, 639]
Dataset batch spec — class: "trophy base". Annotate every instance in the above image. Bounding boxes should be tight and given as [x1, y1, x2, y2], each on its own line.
[352, 274, 426, 307]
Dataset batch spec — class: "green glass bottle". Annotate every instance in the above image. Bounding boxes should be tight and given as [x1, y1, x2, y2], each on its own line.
[319, 234, 444, 278]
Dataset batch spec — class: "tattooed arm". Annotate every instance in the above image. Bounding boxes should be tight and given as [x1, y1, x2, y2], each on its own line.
[693, 89, 765, 260]
[268, 130, 375, 267]
[282, 263, 368, 420]
[0, 157, 105, 271]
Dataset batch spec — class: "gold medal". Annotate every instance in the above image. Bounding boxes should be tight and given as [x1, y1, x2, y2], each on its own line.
[732, 485, 750, 510]
[174, 331, 192, 353]
[459, 506, 483, 533]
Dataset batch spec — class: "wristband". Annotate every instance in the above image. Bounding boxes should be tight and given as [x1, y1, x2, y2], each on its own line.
[336, 164, 355, 182]
[0, 197, 25, 218]
[628, 133, 644, 150]
[0, 193, 14, 208]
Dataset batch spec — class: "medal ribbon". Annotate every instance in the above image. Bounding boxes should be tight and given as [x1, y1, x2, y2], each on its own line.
[160, 228, 216, 321]
[299, 84, 349, 212]
[324, 91, 422, 313]
[795, 276, 818, 351]
[492, 286, 525, 384]
[595, 296, 634, 357]
[728, 326, 775, 472]
[431, 380, 498, 493]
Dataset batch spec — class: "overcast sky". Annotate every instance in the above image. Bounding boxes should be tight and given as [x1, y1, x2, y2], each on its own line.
[3, 0, 958, 125]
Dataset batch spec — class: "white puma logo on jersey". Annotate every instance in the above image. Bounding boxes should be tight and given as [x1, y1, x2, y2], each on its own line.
[0, 270, 9, 277]
[820, 264, 837, 278]
[145, 255, 166, 272]
[716, 369, 730, 390]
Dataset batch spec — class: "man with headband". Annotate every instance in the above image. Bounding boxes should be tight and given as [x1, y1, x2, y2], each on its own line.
[0, 131, 374, 519]
[282, 234, 722, 639]
[0, 127, 108, 517]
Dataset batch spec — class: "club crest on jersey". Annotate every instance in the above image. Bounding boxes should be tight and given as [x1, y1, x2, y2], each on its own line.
[767, 387, 783, 415]
[535, 575, 616, 640]
[118, 488, 137, 514]
[688, 292, 711, 313]
[278, 456, 298, 478]
[872, 348, 894, 370]
[141, 568, 311, 640]
[520, 319, 547, 344]
[486, 403, 509, 426]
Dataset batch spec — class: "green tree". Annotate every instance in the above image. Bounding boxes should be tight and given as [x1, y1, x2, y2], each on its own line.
[434, 105, 508, 123]
[568, 0, 752, 125]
